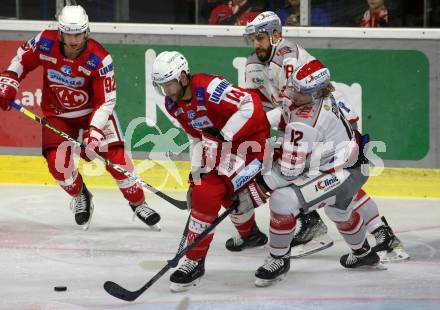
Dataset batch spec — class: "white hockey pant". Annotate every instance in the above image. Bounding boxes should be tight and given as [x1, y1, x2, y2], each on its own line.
[325, 201, 367, 250]
[269, 187, 300, 257]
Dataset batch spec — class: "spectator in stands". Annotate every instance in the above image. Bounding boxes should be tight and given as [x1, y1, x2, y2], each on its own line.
[360, 0, 389, 27]
[275, 0, 331, 26]
[200, 0, 226, 23]
[209, 0, 265, 25]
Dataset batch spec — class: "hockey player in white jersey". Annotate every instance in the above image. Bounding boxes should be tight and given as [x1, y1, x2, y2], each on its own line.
[231, 10, 335, 258]
[252, 59, 388, 287]
[237, 11, 408, 262]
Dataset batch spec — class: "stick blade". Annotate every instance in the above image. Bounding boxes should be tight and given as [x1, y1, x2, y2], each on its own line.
[103, 281, 139, 302]
[175, 200, 188, 210]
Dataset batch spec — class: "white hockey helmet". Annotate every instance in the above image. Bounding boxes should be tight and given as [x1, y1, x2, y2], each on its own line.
[58, 5, 89, 35]
[244, 11, 282, 44]
[287, 59, 331, 96]
[152, 51, 190, 95]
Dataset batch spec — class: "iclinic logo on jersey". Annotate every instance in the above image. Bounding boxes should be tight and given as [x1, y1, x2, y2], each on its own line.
[47, 69, 85, 87]
[50, 85, 89, 109]
[314, 175, 340, 192]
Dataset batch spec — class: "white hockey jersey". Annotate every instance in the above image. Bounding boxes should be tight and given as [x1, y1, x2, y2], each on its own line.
[331, 89, 359, 125]
[263, 93, 359, 189]
[245, 38, 315, 126]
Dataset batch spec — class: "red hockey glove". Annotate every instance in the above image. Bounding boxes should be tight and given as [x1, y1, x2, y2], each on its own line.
[0, 71, 19, 111]
[82, 127, 105, 162]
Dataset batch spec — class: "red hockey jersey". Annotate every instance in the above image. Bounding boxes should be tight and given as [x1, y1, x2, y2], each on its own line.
[7, 29, 116, 130]
[164, 73, 270, 169]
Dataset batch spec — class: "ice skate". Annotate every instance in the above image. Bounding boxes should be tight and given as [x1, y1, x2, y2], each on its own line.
[70, 183, 94, 230]
[340, 240, 387, 270]
[225, 224, 268, 252]
[130, 202, 161, 230]
[170, 257, 205, 292]
[255, 253, 290, 287]
[373, 216, 410, 262]
[290, 210, 334, 258]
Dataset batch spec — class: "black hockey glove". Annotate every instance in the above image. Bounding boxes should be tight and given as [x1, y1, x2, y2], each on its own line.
[203, 127, 226, 142]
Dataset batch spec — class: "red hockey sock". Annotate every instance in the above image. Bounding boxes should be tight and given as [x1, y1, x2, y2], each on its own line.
[186, 215, 214, 261]
[229, 209, 257, 237]
[46, 147, 83, 196]
[105, 146, 145, 206]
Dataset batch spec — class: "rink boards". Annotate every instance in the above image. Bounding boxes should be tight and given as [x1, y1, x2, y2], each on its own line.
[1, 155, 439, 198]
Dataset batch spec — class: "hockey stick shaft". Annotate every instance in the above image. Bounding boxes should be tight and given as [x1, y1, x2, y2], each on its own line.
[9, 101, 187, 210]
[103, 202, 237, 301]
[176, 211, 191, 254]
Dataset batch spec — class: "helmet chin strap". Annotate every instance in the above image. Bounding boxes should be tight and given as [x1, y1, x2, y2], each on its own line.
[265, 34, 281, 63]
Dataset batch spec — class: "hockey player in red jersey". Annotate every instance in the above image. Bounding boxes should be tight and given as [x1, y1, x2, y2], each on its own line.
[152, 51, 271, 292]
[0, 5, 160, 229]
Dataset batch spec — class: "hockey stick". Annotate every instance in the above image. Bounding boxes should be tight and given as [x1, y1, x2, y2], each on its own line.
[9, 101, 187, 210]
[103, 202, 238, 301]
[176, 211, 191, 254]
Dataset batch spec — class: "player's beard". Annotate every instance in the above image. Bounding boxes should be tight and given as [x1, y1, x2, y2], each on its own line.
[256, 45, 273, 63]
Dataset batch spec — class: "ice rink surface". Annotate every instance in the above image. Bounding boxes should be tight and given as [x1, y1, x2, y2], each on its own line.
[0, 184, 439, 310]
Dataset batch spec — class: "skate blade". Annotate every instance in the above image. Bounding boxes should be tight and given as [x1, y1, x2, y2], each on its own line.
[351, 261, 388, 271]
[81, 203, 94, 231]
[132, 215, 161, 231]
[291, 234, 334, 258]
[379, 247, 410, 263]
[254, 273, 287, 287]
[368, 261, 387, 270]
[170, 277, 201, 293]
[148, 223, 161, 231]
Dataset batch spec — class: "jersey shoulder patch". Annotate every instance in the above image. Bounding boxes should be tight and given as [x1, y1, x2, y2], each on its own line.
[83, 39, 109, 72]
[36, 30, 58, 54]
[272, 40, 299, 65]
[98, 54, 114, 77]
[206, 76, 232, 104]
